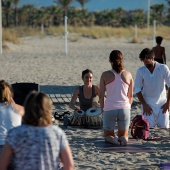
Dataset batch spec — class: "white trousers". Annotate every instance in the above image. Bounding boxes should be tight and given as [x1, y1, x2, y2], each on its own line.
[141, 105, 169, 128]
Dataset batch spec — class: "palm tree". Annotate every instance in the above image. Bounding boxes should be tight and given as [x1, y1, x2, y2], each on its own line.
[12, 0, 20, 26]
[2, 0, 12, 27]
[76, 0, 89, 9]
[150, 4, 166, 25]
[54, 0, 74, 16]
[19, 4, 35, 27]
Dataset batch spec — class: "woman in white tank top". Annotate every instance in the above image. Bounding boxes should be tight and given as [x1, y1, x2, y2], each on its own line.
[99, 50, 134, 145]
[0, 80, 24, 169]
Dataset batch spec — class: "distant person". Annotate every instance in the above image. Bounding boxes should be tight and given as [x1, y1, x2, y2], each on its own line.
[0, 91, 74, 170]
[152, 36, 166, 64]
[134, 48, 170, 128]
[69, 69, 100, 112]
[0, 80, 24, 170]
[99, 50, 134, 145]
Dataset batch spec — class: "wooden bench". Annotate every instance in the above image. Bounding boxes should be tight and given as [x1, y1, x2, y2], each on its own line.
[47, 94, 79, 105]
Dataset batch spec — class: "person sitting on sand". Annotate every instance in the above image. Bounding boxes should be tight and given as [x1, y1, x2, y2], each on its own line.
[0, 80, 24, 170]
[69, 69, 100, 111]
[0, 91, 74, 170]
[99, 50, 134, 145]
[67, 69, 100, 127]
[152, 36, 166, 64]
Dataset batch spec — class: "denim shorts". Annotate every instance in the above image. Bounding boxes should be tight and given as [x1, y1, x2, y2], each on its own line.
[103, 109, 130, 130]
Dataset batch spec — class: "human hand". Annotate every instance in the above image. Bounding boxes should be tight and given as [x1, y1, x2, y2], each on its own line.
[161, 103, 169, 114]
[142, 103, 152, 116]
[92, 101, 100, 108]
[74, 106, 81, 111]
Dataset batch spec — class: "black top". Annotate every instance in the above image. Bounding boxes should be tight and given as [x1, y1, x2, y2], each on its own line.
[79, 85, 96, 111]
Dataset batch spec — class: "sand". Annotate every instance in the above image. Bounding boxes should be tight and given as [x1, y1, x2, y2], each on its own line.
[1, 35, 170, 170]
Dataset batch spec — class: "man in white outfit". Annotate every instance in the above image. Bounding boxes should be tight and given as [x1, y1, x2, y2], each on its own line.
[134, 48, 170, 128]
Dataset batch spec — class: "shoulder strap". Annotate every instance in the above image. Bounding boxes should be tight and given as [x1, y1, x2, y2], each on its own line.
[92, 85, 96, 97]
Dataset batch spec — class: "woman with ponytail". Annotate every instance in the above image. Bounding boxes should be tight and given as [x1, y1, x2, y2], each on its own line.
[99, 50, 134, 145]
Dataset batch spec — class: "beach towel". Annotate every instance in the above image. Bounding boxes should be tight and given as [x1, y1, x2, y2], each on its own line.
[160, 163, 170, 170]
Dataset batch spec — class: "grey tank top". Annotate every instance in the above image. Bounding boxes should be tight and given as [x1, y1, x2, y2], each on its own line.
[79, 85, 96, 111]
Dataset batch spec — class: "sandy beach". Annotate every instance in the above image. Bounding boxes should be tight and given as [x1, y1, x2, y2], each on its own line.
[1, 35, 170, 169]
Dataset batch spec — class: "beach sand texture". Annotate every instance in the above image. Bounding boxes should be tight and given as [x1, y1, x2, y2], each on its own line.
[1, 35, 170, 169]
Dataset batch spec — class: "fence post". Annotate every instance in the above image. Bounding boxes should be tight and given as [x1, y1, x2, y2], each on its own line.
[65, 16, 68, 56]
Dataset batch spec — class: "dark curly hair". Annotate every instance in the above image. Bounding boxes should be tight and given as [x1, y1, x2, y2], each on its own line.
[139, 48, 154, 61]
[82, 69, 93, 78]
[156, 36, 163, 45]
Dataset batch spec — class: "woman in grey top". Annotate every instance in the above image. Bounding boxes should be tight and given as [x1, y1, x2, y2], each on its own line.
[0, 91, 74, 170]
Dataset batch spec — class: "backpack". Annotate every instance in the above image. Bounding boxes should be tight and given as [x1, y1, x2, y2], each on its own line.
[130, 115, 150, 140]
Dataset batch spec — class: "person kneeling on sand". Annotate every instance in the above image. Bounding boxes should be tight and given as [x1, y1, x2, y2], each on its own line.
[0, 91, 74, 170]
[99, 50, 134, 145]
[134, 48, 170, 129]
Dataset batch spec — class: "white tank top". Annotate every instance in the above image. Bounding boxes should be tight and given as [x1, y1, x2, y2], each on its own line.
[104, 70, 131, 111]
[0, 103, 21, 145]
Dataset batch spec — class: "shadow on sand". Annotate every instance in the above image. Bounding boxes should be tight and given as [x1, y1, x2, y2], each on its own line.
[40, 85, 78, 94]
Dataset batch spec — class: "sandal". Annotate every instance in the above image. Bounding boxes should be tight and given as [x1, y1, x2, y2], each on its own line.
[54, 111, 71, 120]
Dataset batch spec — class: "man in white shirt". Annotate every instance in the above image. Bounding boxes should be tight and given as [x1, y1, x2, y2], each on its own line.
[134, 48, 170, 128]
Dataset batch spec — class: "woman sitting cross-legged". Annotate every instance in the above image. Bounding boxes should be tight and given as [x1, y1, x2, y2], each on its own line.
[68, 69, 101, 127]
[70, 69, 100, 111]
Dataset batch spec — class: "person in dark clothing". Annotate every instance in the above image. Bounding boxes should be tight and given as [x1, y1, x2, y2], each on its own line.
[69, 69, 100, 111]
[152, 36, 166, 64]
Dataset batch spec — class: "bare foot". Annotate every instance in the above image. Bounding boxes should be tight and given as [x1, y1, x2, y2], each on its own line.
[105, 136, 120, 145]
[119, 136, 128, 146]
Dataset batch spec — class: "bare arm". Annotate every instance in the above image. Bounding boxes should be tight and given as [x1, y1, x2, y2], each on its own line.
[11, 98, 24, 117]
[95, 85, 100, 96]
[136, 91, 152, 115]
[69, 88, 80, 110]
[0, 143, 13, 170]
[60, 145, 74, 170]
[127, 77, 134, 105]
[99, 73, 106, 113]
[163, 47, 166, 64]
[93, 85, 100, 107]
[161, 87, 170, 113]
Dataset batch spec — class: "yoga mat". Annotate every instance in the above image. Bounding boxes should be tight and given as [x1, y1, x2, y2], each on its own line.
[160, 163, 170, 170]
[94, 139, 155, 154]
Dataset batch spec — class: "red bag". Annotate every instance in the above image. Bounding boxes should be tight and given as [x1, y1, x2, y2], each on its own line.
[130, 115, 150, 140]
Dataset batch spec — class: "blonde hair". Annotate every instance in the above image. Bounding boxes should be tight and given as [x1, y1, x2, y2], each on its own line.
[23, 91, 52, 126]
[0, 80, 13, 104]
